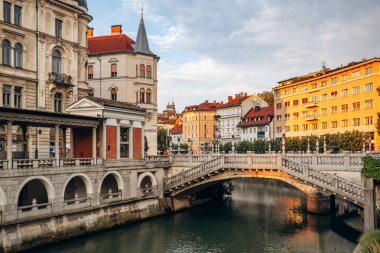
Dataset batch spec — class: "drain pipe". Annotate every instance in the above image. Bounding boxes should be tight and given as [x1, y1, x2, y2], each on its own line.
[35, 1, 39, 158]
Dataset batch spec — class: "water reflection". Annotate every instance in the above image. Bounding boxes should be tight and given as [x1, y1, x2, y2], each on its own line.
[29, 179, 362, 253]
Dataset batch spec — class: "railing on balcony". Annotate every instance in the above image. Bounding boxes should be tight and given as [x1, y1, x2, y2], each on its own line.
[305, 102, 319, 108]
[137, 186, 158, 198]
[49, 72, 73, 86]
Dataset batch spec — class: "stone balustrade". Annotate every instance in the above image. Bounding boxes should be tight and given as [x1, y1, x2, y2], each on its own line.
[0, 157, 102, 170]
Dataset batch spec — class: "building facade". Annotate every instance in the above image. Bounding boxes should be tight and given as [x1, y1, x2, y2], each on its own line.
[182, 100, 220, 153]
[87, 15, 159, 155]
[0, 0, 91, 158]
[273, 58, 380, 150]
[215, 93, 268, 144]
[169, 124, 182, 146]
[238, 104, 274, 142]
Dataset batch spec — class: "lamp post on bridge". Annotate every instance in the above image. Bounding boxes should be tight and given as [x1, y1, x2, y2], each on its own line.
[307, 138, 311, 154]
[281, 131, 286, 154]
[323, 136, 327, 154]
[316, 136, 319, 154]
[231, 134, 235, 154]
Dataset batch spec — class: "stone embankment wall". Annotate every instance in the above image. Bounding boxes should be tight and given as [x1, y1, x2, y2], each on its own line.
[0, 198, 164, 253]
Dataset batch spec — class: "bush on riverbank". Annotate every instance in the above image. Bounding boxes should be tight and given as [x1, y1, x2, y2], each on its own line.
[359, 230, 380, 253]
[362, 156, 380, 178]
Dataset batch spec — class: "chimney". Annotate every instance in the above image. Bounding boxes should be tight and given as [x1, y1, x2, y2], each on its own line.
[244, 92, 247, 97]
[235, 94, 239, 99]
[111, 25, 122, 35]
[87, 27, 94, 38]
[228, 96, 233, 103]
[205, 100, 209, 103]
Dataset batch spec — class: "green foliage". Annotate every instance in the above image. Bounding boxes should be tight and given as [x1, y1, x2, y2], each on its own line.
[362, 156, 380, 178]
[220, 142, 232, 153]
[258, 91, 274, 106]
[157, 128, 169, 152]
[359, 230, 380, 253]
[180, 143, 189, 151]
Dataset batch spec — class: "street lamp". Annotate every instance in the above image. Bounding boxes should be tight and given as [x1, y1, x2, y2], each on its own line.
[187, 138, 193, 154]
[232, 134, 235, 153]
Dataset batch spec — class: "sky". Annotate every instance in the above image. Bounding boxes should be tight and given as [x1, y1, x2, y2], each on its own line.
[88, 0, 380, 112]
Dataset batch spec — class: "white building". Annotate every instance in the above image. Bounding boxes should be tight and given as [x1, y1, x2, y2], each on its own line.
[169, 124, 183, 146]
[0, 0, 91, 158]
[87, 14, 159, 155]
[238, 104, 274, 142]
[216, 93, 268, 144]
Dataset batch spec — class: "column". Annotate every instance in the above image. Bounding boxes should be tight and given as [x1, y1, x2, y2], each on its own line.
[21, 126, 27, 158]
[141, 123, 145, 159]
[92, 127, 97, 162]
[116, 124, 120, 159]
[70, 128, 75, 158]
[101, 121, 107, 160]
[129, 124, 133, 159]
[62, 128, 67, 158]
[364, 178, 377, 231]
[6, 122, 12, 167]
[55, 125, 60, 163]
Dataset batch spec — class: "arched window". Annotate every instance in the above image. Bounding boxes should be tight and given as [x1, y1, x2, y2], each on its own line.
[146, 65, 152, 78]
[52, 50, 61, 75]
[54, 92, 62, 112]
[111, 64, 117, 77]
[88, 89, 94, 97]
[14, 43, 23, 68]
[140, 64, 145, 77]
[111, 88, 117, 101]
[2, 40, 11, 66]
[146, 88, 152, 104]
[88, 65, 93, 79]
[139, 88, 145, 103]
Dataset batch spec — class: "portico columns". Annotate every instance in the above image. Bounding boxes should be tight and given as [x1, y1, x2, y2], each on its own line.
[92, 127, 97, 163]
[62, 128, 67, 158]
[55, 125, 60, 163]
[6, 122, 12, 167]
[70, 128, 75, 158]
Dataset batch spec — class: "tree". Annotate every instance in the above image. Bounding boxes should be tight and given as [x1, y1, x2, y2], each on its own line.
[258, 91, 274, 106]
[157, 128, 169, 152]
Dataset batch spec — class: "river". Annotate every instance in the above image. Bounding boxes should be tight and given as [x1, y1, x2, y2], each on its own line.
[29, 179, 362, 253]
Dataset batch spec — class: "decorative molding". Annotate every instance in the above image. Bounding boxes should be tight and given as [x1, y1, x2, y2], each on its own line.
[108, 58, 119, 63]
[2, 28, 26, 40]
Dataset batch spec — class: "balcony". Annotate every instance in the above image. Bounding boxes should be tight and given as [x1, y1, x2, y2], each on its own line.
[49, 72, 74, 87]
[305, 102, 319, 108]
[305, 115, 319, 121]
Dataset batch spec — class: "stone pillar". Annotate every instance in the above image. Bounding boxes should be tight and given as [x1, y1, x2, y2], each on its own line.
[101, 121, 107, 160]
[62, 128, 67, 158]
[129, 124, 133, 159]
[70, 128, 75, 158]
[364, 178, 376, 231]
[307, 190, 331, 214]
[6, 121, 12, 168]
[323, 136, 327, 154]
[116, 124, 120, 159]
[141, 123, 145, 159]
[92, 127, 97, 162]
[55, 125, 60, 163]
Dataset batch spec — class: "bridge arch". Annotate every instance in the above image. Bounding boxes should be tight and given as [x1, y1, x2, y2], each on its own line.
[98, 171, 124, 198]
[15, 176, 55, 206]
[62, 173, 94, 201]
[137, 172, 157, 189]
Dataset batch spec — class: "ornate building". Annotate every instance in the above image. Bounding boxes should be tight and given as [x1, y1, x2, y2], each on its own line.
[87, 13, 159, 155]
[0, 0, 91, 158]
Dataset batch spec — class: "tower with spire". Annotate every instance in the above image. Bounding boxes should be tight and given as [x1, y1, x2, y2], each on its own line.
[86, 7, 160, 155]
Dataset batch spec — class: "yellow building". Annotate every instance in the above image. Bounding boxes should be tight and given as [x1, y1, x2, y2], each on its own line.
[182, 100, 221, 153]
[273, 58, 380, 150]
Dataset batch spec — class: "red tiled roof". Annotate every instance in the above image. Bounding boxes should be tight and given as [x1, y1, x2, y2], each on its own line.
[170, 124, 183, 135]
[217, 95, 250, 109]
[88, 34, 136, 54]
[183, 101, 222, 113]
[237, 106, 274, 128]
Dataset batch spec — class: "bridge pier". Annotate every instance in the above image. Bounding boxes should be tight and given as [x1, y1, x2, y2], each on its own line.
[307, 190, 331, 214]
[364, 178, 377, 231]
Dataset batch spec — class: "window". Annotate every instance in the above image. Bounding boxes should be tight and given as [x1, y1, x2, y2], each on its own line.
[139, 88, 145, 103]
[365, 99, 373, 108]
[293, 88, 298, 93]
[341, 104, 348, 112]
[146, 88, 152, 103]
[284, 90, 289, 95]
[352, 102, 360, 110]
[14, 43, 23, 68]
[2, 85, 11, 106]
[285, 126, 290, 132]
[52, 50, 61, 75]
[88, 65, 93, 79]
[276, 127, 282, 133]
[111, 88, 117, 101]
[14, 86, 22, 108]
[365, 83, 373, 92]
[204, 132, 207, 139]
[331, 106, 337, 114]
[353, 118, 360, 126]
[311, 83, 317, 89]
[284, 113, 290, 120]
[321, 80, 327, 87]
[276, 103, 282, 109]
[311, 110, 318, 116]
[331, 121, 338, 128]
[140, 64, 145, 77]
[352, 71, 360, 78]
[302, 124, 308, 131]
[321, 108, 327, 115]
[341, 74, 348, 81]
[276, 115, 282, 121]
[120, 127, 130, 158]
[301, 98, 308, 104]
[365, 67, 373, 75]
[275, 91, 281, 98]
[55, 19, 62, 38]
[293, 112, 299, 119]
[302, 111, 308, 118]
[14, 5, 22, 26]
[330, 91, 337, 99]
[293, 100, 299, 106]
[284, 101, 290, 108]
[311, 96, 318, 102]
[331, 77, 337, 84]
[293, 125, 299, 131]
[3, 1, 11, 23]
[204, 124, 207, 130]
[88, 89, 94, 97]
[342, 119, 348, 127]
[146, 65, 152, 78]
[365, 116, 373, 125]
[341, 89, 348, 97]
[352, 86, 360, 94]
[322, 122, 328, 129]
[110, 64, 117, 77]
[302, 86, 308, 91]
[2, 39, 11, 65]
[54, 92, 62, 112]
[321, 93, 327, 101]
[312, 123, 318, 130]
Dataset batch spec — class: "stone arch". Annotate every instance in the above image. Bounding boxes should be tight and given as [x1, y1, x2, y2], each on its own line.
[15, 176, 55, 206]
[0, 186, 6, 209]
[61, 173, 94, 200]
[137, 172, 158, 189]
[98, 171, 124, 198]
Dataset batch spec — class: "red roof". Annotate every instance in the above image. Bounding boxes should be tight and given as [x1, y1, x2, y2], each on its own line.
[217, 94, 250, 109]
[237, 106, 274, 128]
[88, 34, 136, 54]
[170, 124, 183, 135]
[183, 101, 222, 113]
